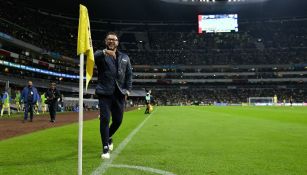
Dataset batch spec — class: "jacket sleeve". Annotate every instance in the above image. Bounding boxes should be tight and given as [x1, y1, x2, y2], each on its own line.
[34, 88, 39, 103]
[56, 90, 61, 100]
[94, 50, 104, 63]
[125, 56, 133, 92]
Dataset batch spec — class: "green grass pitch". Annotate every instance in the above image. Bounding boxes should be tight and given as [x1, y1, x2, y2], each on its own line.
[1, 106, 307, 175]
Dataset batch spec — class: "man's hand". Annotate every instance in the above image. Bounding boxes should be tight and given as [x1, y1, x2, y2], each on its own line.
[125, 90, 130, 101]
[103, 49, 116, 59]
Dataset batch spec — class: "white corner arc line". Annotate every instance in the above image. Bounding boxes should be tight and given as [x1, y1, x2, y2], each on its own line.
[109, 164, 176, 175]
[91, 109, 158, 175]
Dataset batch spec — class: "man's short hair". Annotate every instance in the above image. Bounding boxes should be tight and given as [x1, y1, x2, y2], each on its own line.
[105, 31, 119, 40]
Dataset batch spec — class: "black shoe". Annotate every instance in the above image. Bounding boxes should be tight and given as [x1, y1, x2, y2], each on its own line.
[30, 119, 33, 122]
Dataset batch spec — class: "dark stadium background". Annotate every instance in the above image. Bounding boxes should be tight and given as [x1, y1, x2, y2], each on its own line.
[12, 0, 307, 20]
[0, 0, 307, 109]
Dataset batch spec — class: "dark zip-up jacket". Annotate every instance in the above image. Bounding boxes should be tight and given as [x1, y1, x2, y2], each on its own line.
[94, 50, 132, 96]
[45, 88, 61, 105]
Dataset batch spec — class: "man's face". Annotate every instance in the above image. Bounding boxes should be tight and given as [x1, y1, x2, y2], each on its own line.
[105, 34, 119, 51]
[28, 81, 32, 87]
[51, 84, 56, 90]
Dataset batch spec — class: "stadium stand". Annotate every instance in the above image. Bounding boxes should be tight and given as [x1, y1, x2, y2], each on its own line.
[0, 0, 306, 106]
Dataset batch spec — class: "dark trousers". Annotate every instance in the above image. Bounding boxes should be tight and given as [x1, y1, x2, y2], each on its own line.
[24, 103, 34, 120]
[48, 102, 57, 121]
[99, 90, 125, 152]
[145, 103, 150, 114]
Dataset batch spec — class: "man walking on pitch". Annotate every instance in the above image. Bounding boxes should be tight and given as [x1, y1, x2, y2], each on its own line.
[46, 82, 61, 122]
[21, 81, 39, 122]
[95, 32, 132, 159]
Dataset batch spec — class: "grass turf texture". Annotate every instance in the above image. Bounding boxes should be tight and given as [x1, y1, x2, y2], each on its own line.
[0, 106, 307, 175]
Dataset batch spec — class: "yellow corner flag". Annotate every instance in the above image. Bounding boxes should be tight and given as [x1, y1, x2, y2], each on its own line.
[77, 4, 94, 91]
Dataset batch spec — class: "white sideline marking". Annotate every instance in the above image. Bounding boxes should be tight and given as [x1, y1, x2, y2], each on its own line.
[91, 109, 157, 175]
[109, 164, 176, 175]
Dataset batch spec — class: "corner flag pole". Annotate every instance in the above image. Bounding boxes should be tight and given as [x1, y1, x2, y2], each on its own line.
[77, 4, 94, 175]
[78, 53, 84, 175]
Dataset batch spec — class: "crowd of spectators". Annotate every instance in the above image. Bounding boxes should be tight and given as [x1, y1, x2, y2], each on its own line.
[129, 26, 307, 65]
[0, 0, 77, 57]
[150, 88, 307, 105]
[0, 54, 77, 75]
[1, 0, 306, 104]
[1, 0, 307, 66]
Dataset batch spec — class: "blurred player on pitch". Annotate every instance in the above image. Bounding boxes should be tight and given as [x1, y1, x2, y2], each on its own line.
[273, 94, 278, 106]
[14, 90, 22, 112]
[1, 89, 11, 117]
[40, 93, 47, 114]
[144, 92, 151, 114]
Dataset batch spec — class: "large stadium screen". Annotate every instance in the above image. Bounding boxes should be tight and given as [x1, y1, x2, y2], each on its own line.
[198, 14, 238, 34]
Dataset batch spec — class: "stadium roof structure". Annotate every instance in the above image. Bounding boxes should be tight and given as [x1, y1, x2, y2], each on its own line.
[8, 0, 307, 21]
